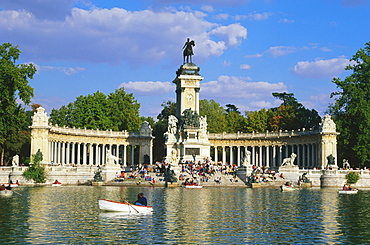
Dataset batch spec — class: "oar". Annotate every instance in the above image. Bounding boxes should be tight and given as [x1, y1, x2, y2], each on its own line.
[12, 190, 22, 196]
[122, 199, 140, 213]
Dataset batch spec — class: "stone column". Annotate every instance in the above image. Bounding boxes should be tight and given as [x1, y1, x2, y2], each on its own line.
[266, 146, 270, 168]
[237, 146, 241, 167]
[77, 143, 81, 165]
[222, 146, 226, 164]
[252, 146, 255, 166]
[278, 146, 283, 167]
[123, 145, 127, 167]
[61, 142, 65, 165]
[214, 146, 218, 163]
[66, 142, 70, 165]
[131, 145, 135, 166]
[71, 143, 75, 165]
[259, 146, 262, 167]
[57, 142, 61, 164]
[89, 144, 93, 165]
[230, 146, 234, 165]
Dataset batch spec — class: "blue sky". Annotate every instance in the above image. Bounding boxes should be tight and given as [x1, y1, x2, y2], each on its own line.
[1, 0, 369, 118]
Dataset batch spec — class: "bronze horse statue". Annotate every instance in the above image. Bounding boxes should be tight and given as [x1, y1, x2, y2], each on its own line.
[183, 38, 195, 64]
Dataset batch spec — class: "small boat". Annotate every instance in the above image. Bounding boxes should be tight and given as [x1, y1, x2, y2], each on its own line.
[0, 190, 13, 196]
[339, 189, 358, 194]
[98, 199, 153, 214]
[1, 183, 18, 188]
[184, 185, 203, 189]
[52, 180, 62, 186]
[280, 185, 295, 191]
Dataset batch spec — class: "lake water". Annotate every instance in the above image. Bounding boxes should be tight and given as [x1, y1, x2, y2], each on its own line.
[1, 186, 370, 244]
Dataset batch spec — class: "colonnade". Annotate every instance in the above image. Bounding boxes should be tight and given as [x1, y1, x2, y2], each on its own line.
[211, 143, 318, 169]
[48, 141, 141, 166]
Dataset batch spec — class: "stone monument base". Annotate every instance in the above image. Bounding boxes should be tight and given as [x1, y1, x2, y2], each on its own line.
[278, 165, 300, 182]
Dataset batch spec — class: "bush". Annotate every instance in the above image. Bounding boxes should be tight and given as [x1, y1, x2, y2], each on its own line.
[22, 150, 47, 183]
[346, 171, 360, 184]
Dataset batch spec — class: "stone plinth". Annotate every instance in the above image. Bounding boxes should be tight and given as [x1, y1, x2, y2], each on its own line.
[278, 165, 300, 182]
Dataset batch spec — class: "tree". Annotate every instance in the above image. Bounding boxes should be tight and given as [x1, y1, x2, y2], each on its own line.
[199, 99, 227, 133]
[22, 150, 47, 183]
[269, 92, 320, 131]
[0, 43, 36, 165]
[50, 88, 141, 131]
[329, 42, 370, 166]
[244, 109, 271, 133]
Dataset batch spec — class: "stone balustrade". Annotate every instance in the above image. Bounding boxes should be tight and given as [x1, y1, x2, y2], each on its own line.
[208, 128, 318, 140]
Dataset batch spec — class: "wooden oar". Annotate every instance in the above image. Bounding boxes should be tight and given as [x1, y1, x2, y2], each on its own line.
[12, 190, 22, 196]
[122, 199, 139, 213]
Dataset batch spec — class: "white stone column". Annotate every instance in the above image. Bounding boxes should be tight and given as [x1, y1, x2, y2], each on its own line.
[302, 144, 306, 168]
[77, 143, 81, 165]
[82, 143, 87, 165]
[131, 145, 135, 166]
[259, 146, 262, 167]
[89, 144, 93, 165]
[222, 146, 226, 164]
[56, 142, 61, 164]
[278, 146, 283, 167]
[66, 142, 70, 165]
[230, 146, 233, 165]
[266, 146, 270, 168]
[214, 146, 218, 163]
[312, 144, 315, 168]
[71, 143, 75, 165]
[61, 142, 65, 165]
[252, 146, 255, 166]
[237, 146, 241, 167]
[123, 145, 127, 167]
[272, 145, 277, 167]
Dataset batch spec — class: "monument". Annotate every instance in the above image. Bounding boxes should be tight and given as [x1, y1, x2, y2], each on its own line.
[163, 39, 211, 171]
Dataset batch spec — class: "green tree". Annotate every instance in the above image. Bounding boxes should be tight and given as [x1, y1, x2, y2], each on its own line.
[22, 150, 47, 183]
[329, 42, 370, 166]
[244, 109, 271, 132]
[0, 43, 36, 165]
[269, 92, 320, 131]
[199, 99, 227, 133]
[50, 88, 141, 131]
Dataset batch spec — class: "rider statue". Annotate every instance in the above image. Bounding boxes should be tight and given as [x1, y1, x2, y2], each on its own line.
[183, 38, 195, 64]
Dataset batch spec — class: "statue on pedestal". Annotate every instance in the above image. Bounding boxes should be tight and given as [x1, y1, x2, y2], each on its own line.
[168, 115, 178, 135]
[12, 155, 19, 166]
[183, 38, 195, 64]
[281, 153, 297, 167]
[106, 149, 118, 165]
[242, 150, 251, 167]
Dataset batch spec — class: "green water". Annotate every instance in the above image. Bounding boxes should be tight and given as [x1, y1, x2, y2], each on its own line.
[1, 186, 370, 244]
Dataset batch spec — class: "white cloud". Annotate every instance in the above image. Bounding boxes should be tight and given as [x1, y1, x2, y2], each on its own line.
[266, 46, 297, 57]
[0, 7, 247, 66]
[120, 81, 175, 95]
[209, 23, 247, 46]
[202, 75, 287, 100]
[200, 5, 214, 12]
[234, 11, 272, 21]
[279, 18, 294, 23]
[223, 60, 232, 67]
[240, 64, 251, 70]
[215, 13, 229, 20]
[38, 65, 85, 75]
[291, 57, 353, 79]
[244, 53, 263, 58]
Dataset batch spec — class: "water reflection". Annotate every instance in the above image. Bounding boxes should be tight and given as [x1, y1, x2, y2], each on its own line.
[1, 186, 370, 244]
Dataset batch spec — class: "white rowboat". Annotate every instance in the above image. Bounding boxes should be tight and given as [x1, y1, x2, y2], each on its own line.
[98, 199, 153, 214]
[184, 185, 203, 189]
[280, 185, 295, 191]
[338, 189, 358, 194]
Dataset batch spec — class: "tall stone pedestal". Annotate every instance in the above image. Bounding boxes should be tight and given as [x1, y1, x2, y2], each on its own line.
[102, 164, 121, 182]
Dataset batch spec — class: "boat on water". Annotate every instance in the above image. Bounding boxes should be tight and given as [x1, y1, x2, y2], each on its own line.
[98, 199, 153, 214]
[280, 185, 295, 191]
[52, 180, 62, 186]
[338, 189, 358, 194]
[1, 183, 19, 188]
[183, 185, 203, 189]
[0, 190, 13, 196]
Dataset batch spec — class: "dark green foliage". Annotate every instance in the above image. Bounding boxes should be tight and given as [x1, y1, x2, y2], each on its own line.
[22, 150, 47, 183]
[346, 172, 360, 184]
[0, 43, 36, 165]
[329, 42, 370, 166]
[49, 88, 141, 132]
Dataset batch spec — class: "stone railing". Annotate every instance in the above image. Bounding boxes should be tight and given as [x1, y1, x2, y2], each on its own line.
[49, 125, 145, 138]
[208, 128, 319, 140]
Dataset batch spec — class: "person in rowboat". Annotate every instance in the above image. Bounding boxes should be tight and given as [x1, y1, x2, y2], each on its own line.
[134, 193, 147, 206]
